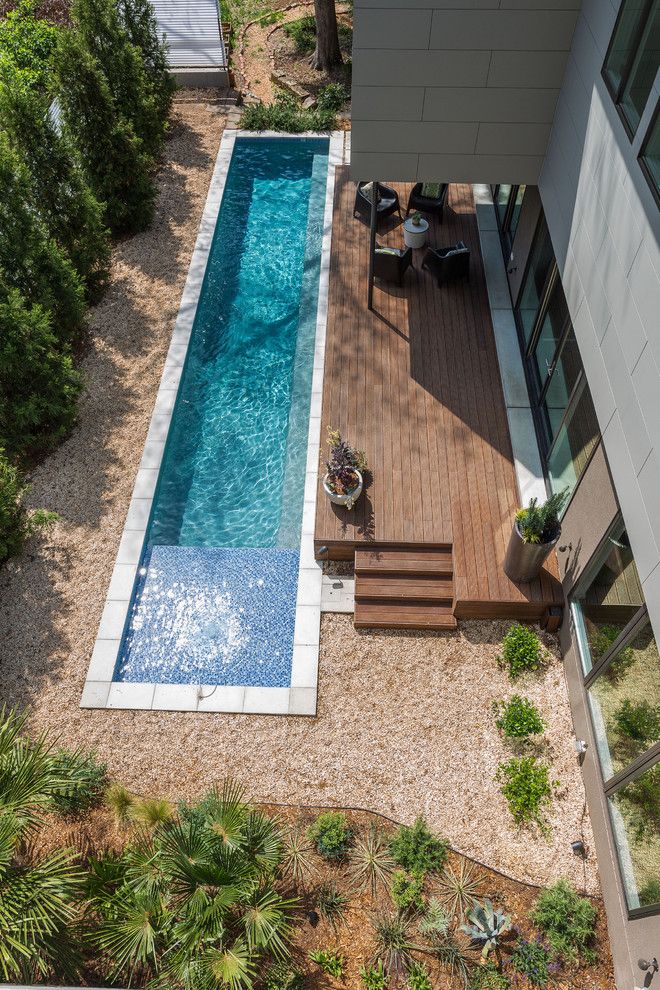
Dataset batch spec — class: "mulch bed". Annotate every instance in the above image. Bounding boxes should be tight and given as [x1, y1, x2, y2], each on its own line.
[270, 12, 353, 100]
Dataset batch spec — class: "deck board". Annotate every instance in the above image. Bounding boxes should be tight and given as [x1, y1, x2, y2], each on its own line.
[315, 170, 562, 616]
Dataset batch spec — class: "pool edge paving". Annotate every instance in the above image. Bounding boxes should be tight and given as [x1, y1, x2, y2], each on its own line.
[81, 129, 345, 716]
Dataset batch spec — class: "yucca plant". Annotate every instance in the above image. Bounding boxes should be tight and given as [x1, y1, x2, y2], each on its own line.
[438, 860, 485, 920]
[434, 935, 472, 990]
[281, 825, 316, 888]
[460, 899, 511, 962]
[348, 825, 396, 895]
[87, 780, 296, 989]
[317, 881, 349, 930]
[371, 911, 423, 978]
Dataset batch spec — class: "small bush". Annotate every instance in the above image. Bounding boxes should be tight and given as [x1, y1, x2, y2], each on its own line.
[468, 960, 509, 989]
[389, 816, 448, 875]
[390, 870, 425, 912]
[418, 897, 450, 939]
[360, 959, 388, 990]
[494, 695, 545, 740]
[307, 811, 353, 861]
[496, 757, 556, 830]
[263, 962, 304, 990]
[49, 748, 108, 814]
[406, 961, 431, 990]
[612, 699, 660, 744]
[499, 623, 545, 679]
[284, 15, 316, 52]
[509, 936, 553, 988]
[531, 880, 597, 964]
[240, 91, 335, 133]
[0, 451, 57, 563]
[309, 949, 345, 978]
[317, 82, 349, 113]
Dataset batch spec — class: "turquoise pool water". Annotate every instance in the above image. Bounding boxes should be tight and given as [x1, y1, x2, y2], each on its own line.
[115, 137, 329, 685]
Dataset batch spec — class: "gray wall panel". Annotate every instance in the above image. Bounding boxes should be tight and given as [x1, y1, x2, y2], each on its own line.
[351, 49, 491, 87]
[429, 10, 578, 50]
[353, 120, 478, 154]
[352, 86, 425, 121]
[423, 87, 559, 122]
[475, 121, 552, 155]
[486, 50, 569, 87]
[353, 9, 432, 48]
[417, 153, 544, 182]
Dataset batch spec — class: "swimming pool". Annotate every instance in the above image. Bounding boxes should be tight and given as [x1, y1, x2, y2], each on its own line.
[111, 136, 330, 690]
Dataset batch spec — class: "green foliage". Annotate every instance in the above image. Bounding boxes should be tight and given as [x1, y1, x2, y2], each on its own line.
[307, 811, 353, 861]
[360, 959, 389, 990]
[240, 91, 335, 133]
[309, 949, 345, 978]
[88, 780, 295, 988]
[589, 624, 632, 668]
[0, 132, 85, 341]
[263, 962, 304, 990]
[117, 0, 176, 124]
[406, 961, 431, 990]
[54, 29, 156, 234]
[418, 897, 450, 940]
[0, 64, 110, 297]
[433, 935, 471, 989]
[639, 878, 660, 906]
[460, 900, 511, 961]
[317, 881, 349, 930]
[616, 763, 660, 841]
[0, 2, 60, 88]
[496, 757, 555, 830]
[283, 14, 316, 52]
[499, 623, 545, 680]
[317, 82, 350, 113]
[129, 796, 174, 828]
[531, 880, 597, 964]
[0, 449, 56, 563]
[281, 825, 316, 887]
[348, 825, 396, 895]
[49, 748, 108, 815]
[493, 695, 545, 740]
[371, 912, 419, 979]
[515, 490, 568, 545]
[437, 861, 485, 920]
[612, 699, 660, 744]
[389, 816, 448, 876]
[509, 936, 552, 988]
[390, 870, 425, 912]
[468, 961, 509, 989]
[105, 782, 135, 824]
[0, 289, 82, 460]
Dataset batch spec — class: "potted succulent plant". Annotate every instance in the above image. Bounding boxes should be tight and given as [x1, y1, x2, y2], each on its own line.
[411, 210, 423, 227]
[322, 428, 366, 510]
[504, 490, 569, 583]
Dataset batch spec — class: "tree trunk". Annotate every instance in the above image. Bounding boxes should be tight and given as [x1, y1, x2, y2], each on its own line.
[310, 0, 342, 72]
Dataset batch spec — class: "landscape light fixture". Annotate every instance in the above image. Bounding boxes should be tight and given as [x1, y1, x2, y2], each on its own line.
[574, 738, 588, 755]
[570, 840, 586, 856]
[306, 910, 319, 927]
[639, 959, 659, 974]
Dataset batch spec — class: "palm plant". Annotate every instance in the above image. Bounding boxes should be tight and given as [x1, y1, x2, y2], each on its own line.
[0, 707, 85, 982]
[348, 826, 396, 896]
[438, 860, 485, 920]
[87, 780, 297, 990]
[460, 899, 511, 963]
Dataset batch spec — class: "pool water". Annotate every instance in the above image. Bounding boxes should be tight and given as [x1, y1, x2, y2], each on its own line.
[116, 137, 329, 685]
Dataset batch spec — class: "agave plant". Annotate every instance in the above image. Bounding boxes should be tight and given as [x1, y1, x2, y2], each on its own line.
[87, 780, 297, 989]
[460, 899, 511, 961]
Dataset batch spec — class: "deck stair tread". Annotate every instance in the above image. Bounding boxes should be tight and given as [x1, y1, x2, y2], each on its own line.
[353, 544, 456, 630]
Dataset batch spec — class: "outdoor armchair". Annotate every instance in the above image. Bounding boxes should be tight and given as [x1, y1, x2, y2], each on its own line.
[421, 241, 470, 286]
[354, 181, 402, 225]
[373, 244, 413, 285]
[407, 183, 449, 220]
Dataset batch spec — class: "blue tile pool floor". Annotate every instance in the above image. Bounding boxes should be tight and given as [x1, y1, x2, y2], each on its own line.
[117, 547, 299, 685]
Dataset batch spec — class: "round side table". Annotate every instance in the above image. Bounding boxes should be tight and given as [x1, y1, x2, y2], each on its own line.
[403, 216, 429, 249]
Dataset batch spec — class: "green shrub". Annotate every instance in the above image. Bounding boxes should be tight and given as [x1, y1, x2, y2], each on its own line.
[49, 748, 109, 814]
[317, 82, 349, 113]
[360, 959, 388, 990]
[0, 451, 57, 564]
[54, 30, 156, 234]
[509, 937, 552, 987]
[0, 3, 60, 88]
[263, 962, 304, 990]
[468, 960, 509, 989]
[240, 91, 335, 133]
[309, 949, 345, 978]
[418, 896, 450, 939]
[531, 880, 597, 964]
[117, 0, 176, 125]
[406, 961, 431, 990]
[0, 289, 82, 461]
[499, 623, 545, 679]
[389, 816, 448, 875]
[515, 490, 568, 544]
[283, 15, 316, 52]
[612, 699, 660, 744]
[307, 811, 353, 860]
[496, 757, 555, 830]
[494, 695, 545, 739]
[639, 878, 660, 906]
[390, 870, 425, 911]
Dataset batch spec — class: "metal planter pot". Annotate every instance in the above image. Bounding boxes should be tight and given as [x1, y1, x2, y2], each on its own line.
[323, 470, 363, 510]
[504, 520, 560, 583]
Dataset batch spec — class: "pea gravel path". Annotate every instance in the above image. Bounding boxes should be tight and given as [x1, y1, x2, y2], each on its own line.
[0, 98, 598, 895]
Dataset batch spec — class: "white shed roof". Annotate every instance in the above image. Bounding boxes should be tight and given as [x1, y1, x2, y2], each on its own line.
[153, 0, 227, 69]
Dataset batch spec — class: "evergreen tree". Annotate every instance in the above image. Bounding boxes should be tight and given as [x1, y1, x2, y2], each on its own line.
[0, 65, 110, 298]
[53, 29, 155, 233]
[0, 131, 84, 340]
[117, 0, 175, 124]
[0, 287, 82, 461]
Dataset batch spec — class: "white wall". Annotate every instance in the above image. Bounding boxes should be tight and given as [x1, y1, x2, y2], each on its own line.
[538, 0, 660, 645]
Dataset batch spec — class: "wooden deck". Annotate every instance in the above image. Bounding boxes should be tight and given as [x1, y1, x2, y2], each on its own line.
[314, 169, 563, 622]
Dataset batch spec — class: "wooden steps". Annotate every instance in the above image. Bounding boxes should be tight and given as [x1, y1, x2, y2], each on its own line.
[354, 546, 456, 630]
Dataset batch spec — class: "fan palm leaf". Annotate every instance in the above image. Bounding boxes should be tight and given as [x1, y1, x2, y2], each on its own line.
[242, 888, 296, 958]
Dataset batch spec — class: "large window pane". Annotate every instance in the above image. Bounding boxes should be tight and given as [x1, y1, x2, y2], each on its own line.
[640, 110, 660, 203]
[603, 0, 651, 96]
[619, 6, 660, 132]
[516, 217, 554, 344]
[509, 185, 526, 242]
[495, 184, 513, 225]
[609, 761, 660, 911]
[546, 379, 599, 501]
[531, 284, 571, 399]
[588, 621, 660, 778]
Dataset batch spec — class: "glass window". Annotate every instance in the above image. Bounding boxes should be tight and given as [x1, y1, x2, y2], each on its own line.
[516, 216, 555, 344]
[495, 184, 513, 225]
[602, 0, 659, 135]
[546, 377, 600, 498]
[619, 6, 660, 132]
[509, 185, 526, 242]
[640, 107, 660, 205]
[530, 283, 571, 400]
[603, 0, 651, 96]
[608, 760, 660, 911]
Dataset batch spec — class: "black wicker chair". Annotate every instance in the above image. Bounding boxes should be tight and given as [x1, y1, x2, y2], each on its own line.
[421, 241, 470, 286]
[373, 245, 413, 286]
[354, 181, 402, 225]
[406, 182, 449, 220]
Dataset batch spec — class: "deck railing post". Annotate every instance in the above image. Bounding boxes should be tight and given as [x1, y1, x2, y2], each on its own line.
[367, 180, 378, 310]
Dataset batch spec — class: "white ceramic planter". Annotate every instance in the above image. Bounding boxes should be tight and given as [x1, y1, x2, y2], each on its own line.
[323, 470, 363, 510]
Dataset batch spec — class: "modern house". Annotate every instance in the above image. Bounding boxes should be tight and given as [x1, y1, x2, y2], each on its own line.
[350, 0, 659, 986]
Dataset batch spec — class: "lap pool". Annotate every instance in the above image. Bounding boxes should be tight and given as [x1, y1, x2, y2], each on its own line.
[100, 135, 332, 699]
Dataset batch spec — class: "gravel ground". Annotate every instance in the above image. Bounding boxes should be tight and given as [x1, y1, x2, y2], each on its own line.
[0, 97, 598, 895]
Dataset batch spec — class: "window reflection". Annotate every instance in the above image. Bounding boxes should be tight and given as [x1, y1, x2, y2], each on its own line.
[609, 761, 660, 910]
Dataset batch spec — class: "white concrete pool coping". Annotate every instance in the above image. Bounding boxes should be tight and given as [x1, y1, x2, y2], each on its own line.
[81, 129, 345, 716]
